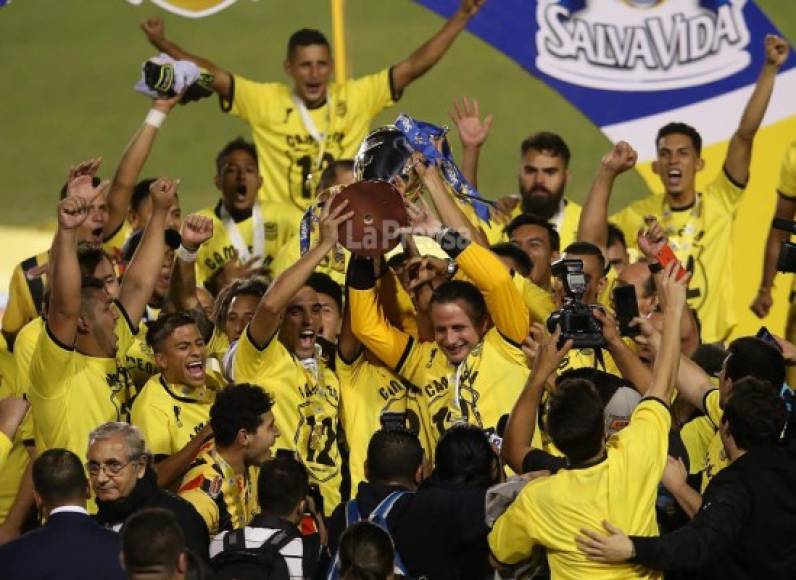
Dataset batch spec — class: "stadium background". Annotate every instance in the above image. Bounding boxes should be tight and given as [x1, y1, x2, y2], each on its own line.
[0, 0, 794, 337]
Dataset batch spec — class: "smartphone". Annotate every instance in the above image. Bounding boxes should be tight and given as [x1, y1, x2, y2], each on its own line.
[612, 284, 641, 337]
[756, 326, 782, 351]
[655, 245, 689, 281]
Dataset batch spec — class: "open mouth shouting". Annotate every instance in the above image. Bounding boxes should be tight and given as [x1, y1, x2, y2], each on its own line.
[185, 359, 205, 382]
[666, 168, 683, 188]
[297, 329, 316, 352]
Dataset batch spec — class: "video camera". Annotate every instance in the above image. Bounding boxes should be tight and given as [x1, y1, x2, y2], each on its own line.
[546, 258, 604, 349]
[772, 218, 796, 273]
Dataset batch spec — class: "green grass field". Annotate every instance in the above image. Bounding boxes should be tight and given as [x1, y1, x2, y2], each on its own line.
[0, 0, 794, 227]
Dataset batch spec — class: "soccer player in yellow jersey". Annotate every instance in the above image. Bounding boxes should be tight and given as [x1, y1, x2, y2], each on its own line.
[348, 211, 532, 454]
[179, 383, 279, 539]
[140, 0, 486, 221]
[131, 313, 222, 489]
[102, 94, 184, 259]
[29, 175, 175, 466]
[489, 262, 687, 579]
[605, 36, 789, 343]
[195, 138, 297, 291]
[227, 196, 354, 516]
[2, 160, 110, 350]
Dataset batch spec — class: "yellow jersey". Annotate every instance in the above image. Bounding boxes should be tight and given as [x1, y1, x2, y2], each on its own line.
[28, 303, 137, 463]
[11, 317, 44, 447]
[699, 389, 727, 492]
[230, 330, 342, 516]
[0, 377, 31, 521]
[2, 251, 49, 341]
[611, 169, 744, 343]
[679, 415, 715, 475]
[224, 69, 396, 219]
[124, 331, 159, 391]
[477, 198, 583, 250]
[336, 350, 429, 490]
[349, 242, 537, 454]
[103, 222, 133, 264]
[488, 398, 669, 579]
[778, 140, 796, 199]
[178, 442, 259, 538]
[130, 372, 222, 459]
[195, 201, 297, 285]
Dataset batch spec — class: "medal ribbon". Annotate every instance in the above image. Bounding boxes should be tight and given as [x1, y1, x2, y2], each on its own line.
[219, 201, 264, 266]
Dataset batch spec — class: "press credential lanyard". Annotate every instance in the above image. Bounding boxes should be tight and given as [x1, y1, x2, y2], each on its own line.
[293, 93, 332, 188]
[219, 201, 264, 266]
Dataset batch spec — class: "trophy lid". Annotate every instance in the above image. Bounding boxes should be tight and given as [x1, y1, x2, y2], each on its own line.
[330, 180, 408, 257]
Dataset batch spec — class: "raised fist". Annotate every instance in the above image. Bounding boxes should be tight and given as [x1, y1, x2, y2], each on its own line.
[601, 141, 637, 177]
[140, 17, 166, 46]
[764, 34, 789, 68]
[180, 214, 214, 250]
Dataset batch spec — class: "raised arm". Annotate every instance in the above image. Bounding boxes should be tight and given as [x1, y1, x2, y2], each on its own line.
[140, 17, 232, 100]
[416, 161, 489, 247]
[595, 309, 653, 394]
[169, 214, 214, 313]
[645, 263, 687, 402]
[751, 194, 796, 318]
[118, 178, 175, 326]
[577, 141, 637, 250]
[449, 97, 493, 188]
[502, 328, 571, 473]
[390, 0, 485, 94]
[48, 177, 111, 346]
[724, 35, 789, 185]
[248, 199, 353, 347]
[105, 96, 181, 239]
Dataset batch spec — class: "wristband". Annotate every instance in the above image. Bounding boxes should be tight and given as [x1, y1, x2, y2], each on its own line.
[144, 109, 167, 129]
[648, 261, 663, 274]
[446, 259, 459, 279]
[176, 245, 198, 263]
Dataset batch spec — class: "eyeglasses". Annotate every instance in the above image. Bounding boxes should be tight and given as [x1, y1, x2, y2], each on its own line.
[85, 458, 135, 477]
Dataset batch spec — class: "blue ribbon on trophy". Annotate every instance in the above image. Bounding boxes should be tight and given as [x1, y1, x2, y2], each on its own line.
[394, 113, 494, 225]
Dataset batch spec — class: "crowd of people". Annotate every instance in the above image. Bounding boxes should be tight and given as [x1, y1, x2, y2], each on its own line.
[0, 1, 795, 578]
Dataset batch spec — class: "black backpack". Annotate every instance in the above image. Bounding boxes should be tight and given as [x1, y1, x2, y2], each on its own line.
[210, 526, 298, 580]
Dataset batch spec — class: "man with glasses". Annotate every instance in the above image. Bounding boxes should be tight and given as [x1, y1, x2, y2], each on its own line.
[87, 422, 208, 559]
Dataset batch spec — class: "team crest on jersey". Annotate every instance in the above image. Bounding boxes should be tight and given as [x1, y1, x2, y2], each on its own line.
[264, 222, 278, 241]
[336, 101, 348, 117]
[536, 0, 751, 91]
[129, 0, 238, 19]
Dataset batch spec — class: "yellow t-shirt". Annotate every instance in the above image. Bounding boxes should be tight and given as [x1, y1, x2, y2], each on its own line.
[103, 222, 133, 264]
[124, 330, 159, 391]
[478, 198, 583, 250]
[195, 201, 297, 285]
[611, 169, 744, 343]
[29, 303, 137, 463]
[350, 243, 539, 454]
[272, 236, 347, 286]
[230, 330, 342, 516]
[336, 350, 422, 490]
[11, 317, 44, 446]
[700, 388, 727, 492]
[488, 398, 669, 579]
[130, 372, 222, 458]
[2, 251, 49, 340]
[680, 415, 715, 475]
[178, 442, 259, 538]
[0, 378, 31, 521]
[225, 69, 396, 218]
[778, 140, 796, 198]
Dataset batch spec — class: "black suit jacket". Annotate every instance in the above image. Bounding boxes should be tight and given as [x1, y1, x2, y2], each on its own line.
[0, 510, 125, 580]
